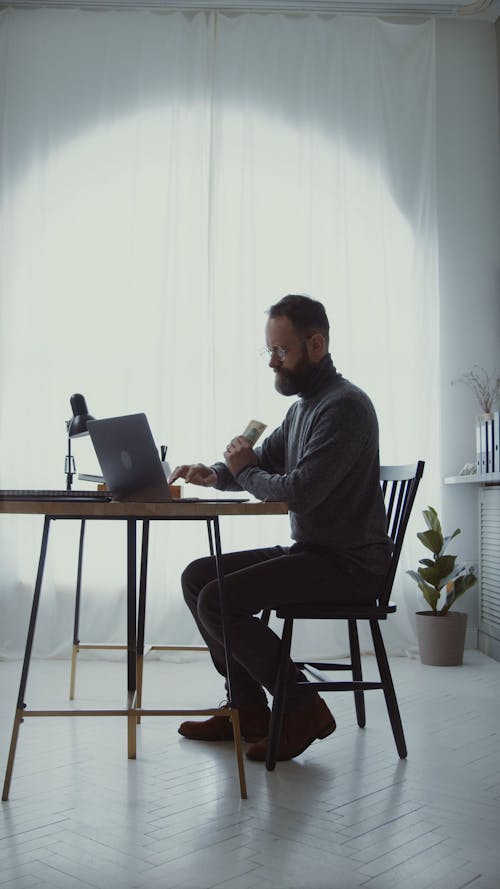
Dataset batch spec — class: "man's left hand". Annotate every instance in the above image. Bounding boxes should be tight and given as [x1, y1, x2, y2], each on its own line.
[224, 436, 258, 477]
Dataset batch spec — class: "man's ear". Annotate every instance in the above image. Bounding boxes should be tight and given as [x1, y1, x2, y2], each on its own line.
[309, 332, 326, 360]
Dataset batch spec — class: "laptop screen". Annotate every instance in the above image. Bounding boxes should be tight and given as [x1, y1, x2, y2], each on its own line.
[87, 413, 173, 502]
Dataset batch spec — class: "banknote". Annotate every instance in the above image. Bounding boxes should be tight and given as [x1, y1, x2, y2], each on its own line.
[242, 420, 267, 446]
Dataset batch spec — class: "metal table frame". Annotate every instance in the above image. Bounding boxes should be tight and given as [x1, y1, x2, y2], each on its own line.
[1, 499, 287, 801]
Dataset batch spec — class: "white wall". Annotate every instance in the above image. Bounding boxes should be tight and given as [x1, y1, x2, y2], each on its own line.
[436, 19, 500, 642]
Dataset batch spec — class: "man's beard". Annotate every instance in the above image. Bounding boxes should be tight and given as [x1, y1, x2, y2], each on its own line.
[273, 349, 316, 396]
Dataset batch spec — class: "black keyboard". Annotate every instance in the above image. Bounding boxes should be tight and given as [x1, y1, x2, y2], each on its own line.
[0, 489, 112, 501]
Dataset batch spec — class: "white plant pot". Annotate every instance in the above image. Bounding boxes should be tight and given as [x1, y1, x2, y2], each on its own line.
[415, 611, 468, 666]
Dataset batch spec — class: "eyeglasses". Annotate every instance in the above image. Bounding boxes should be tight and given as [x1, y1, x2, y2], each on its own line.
[259, 335, 314, 363]
[259, 345, 290, 363]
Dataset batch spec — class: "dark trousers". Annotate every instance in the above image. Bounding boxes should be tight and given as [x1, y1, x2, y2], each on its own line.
[181, 545, 382, 710]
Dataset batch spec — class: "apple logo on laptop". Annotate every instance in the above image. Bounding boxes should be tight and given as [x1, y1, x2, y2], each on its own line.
[121, 450, 133, 471]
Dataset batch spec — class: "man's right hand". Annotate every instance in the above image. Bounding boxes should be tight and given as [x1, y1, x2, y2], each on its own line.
[168, 463, 217, 487]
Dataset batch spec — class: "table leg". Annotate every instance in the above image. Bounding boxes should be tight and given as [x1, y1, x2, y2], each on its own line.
[2, 516, 51, 801]
[136, 520, 150, 722]
[69, 519, 86, 700]
[212, 517, 247, 800]
[206, 519, 214, 556]
[127, 519, 137, 759]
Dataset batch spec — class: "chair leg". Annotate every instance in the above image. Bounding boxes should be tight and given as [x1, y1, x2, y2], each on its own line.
[348, 619, 366, 727]
[370, 620, 407, 758]
[69, 643, 79, 701]
[230, 708, 248, 799]
[266, 617, 294, 772]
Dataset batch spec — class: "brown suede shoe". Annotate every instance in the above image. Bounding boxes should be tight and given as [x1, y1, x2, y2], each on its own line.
[178, 702, 271, 743]
[246, 695, 336, 761]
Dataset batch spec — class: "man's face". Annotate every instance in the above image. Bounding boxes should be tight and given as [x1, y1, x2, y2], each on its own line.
[265, 316, 317, 396]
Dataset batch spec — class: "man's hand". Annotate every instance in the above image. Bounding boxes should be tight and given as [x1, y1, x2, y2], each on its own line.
[224, 436, 258, 477]
[168, 463, 217, 487]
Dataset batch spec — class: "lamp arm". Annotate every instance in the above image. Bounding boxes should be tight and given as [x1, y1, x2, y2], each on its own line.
[65, 423, 76, 490]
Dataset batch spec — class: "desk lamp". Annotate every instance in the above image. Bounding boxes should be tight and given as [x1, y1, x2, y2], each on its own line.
[65, 394, 95, 490]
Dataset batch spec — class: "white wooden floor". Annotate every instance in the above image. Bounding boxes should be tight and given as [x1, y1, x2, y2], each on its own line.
[0, 651, 499, 889]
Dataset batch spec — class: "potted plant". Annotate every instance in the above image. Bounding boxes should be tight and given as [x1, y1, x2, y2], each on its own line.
[407, 506, 477, 666]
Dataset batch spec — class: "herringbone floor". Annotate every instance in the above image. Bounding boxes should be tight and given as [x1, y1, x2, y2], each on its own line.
[1, 651, 499, 889]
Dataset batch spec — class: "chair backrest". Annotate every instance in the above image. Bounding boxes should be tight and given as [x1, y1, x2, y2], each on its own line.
[378, 461, 425, 606]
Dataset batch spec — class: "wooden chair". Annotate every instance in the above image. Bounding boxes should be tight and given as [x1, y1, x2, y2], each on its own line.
[264, 460, 425, 771]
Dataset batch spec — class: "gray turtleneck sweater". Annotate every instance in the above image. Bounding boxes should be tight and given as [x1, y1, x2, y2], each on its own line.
[212, 355, 392, 575]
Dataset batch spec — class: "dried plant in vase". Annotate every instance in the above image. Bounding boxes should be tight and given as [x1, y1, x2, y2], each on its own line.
[455, 366, 500, 417]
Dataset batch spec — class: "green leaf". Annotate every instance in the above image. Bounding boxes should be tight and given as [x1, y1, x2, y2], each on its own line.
[418, 555, 456, 589]
[422, 506, 441, 534]
[441, 572, 477, 614]
[453, 572, 477, 597]
[418, 579, 439, 611]
[440, 561, 474, 587]
[417, 529, 442, 556]
[407, 568, 440, 610]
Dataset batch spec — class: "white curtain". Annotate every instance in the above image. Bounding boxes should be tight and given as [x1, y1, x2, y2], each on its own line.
[0, 8, 439, 660]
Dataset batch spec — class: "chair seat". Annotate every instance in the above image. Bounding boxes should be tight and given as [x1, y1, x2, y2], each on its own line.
[275, 601, 397, 620]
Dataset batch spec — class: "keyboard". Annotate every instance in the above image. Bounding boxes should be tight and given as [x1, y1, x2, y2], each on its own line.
[0, 489, 112, 502]
[0, 490, 250, 504]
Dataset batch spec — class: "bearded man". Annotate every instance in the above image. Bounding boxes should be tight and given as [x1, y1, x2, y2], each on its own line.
[169, 294, 391, 762]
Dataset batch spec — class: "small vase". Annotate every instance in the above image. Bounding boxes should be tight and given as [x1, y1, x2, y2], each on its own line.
[415, 611, 467, 666]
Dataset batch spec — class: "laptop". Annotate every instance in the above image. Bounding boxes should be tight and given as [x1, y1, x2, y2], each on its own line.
[87, 413, 248, 503]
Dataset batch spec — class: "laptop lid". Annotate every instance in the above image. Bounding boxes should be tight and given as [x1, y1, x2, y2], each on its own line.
[87, 413, 172, 502]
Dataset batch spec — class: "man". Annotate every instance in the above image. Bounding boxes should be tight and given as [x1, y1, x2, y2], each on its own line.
[169, 294, 392, 762]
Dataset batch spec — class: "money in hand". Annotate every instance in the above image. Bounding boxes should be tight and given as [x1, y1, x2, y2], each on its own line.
[242, 420, 267, 446]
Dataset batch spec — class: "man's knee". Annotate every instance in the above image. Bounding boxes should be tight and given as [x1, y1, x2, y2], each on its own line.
[197, 580, 221, 630]
[181, 556, 216, 608]
[197, 575, 256, 634]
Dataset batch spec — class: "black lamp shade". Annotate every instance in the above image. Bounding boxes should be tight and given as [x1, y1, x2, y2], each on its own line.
[68, 393, 94, 437]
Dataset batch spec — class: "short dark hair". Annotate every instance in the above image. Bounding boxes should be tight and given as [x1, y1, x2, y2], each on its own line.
[268, 294, 330, 345]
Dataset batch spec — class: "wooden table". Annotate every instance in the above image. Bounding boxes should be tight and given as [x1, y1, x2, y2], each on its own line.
[1, 498, 288, 800]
